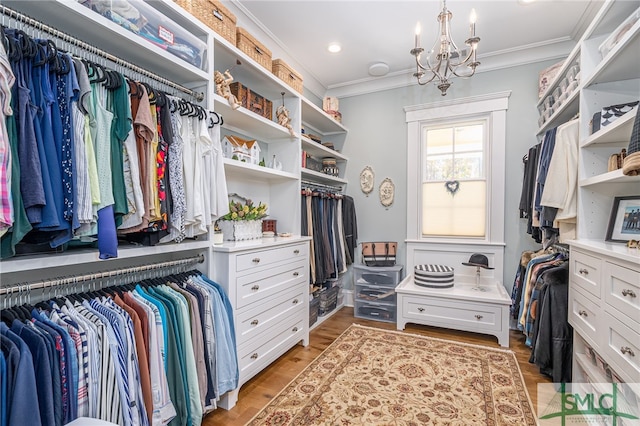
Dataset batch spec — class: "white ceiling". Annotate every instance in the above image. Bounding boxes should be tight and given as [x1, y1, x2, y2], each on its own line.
[235, 0, 606, 97]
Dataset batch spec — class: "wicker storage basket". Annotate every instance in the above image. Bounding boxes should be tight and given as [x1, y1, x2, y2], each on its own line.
[236, 27, 272, 71]
[229, 82, 273, 120]
[272, 59, 303, 93]
[174, 0, 236, 45]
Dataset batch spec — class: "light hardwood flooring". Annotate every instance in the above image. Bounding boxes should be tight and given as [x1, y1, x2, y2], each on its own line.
[202, 306, 552, 425]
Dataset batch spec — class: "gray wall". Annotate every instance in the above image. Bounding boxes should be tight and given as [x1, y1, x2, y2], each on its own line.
[338, 60, 557, 293]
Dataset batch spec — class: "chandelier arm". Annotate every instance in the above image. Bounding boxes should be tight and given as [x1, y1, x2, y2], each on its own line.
[449, 67, 478, 78]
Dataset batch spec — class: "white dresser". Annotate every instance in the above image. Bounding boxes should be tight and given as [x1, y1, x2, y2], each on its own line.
[568, 241, 640, 399]
[211, 237, 311, 407]
[396, 275, 512, 347]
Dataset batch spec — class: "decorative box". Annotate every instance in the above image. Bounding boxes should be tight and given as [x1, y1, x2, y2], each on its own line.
[538, 60, 564, 99]
[248, 89, 273, 120]
[229, 82, 273, 120]
[236, 27, 272, 71]
[174, 0, 236, 45]
[413, 264, 454, 289]
[272, 59, 303, 93]
[217, 220, 263, 241]
[323, 96, 339, 112]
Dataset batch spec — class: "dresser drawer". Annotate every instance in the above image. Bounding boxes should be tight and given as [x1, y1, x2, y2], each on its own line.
[236, 243, 308, 273]
[401, 296, 503, 333]
[236, 284, 306, 345]
[568, 287, 601, 349]
[570, 250, 602, 300]
[603, 261, 640, 325]
[237, 259, 307, 309]
[603, 312, 640, 383]
[237, 313, 306, 381]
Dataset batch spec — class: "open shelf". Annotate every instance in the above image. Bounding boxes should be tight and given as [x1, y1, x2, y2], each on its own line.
[579, 169, 640, 188]
[224, 158, 299, 182]
[583, 20, 640, 88]
[0, 239, 211, 274]
[214, 94, 294, 141]
[581, 106, 638, 147]
[301, 98, 348, 134]
[301, 137, 348, 161]
[301, 169, 348, 186]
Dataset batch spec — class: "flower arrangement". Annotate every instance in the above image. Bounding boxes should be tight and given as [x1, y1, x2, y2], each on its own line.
[220, 199, 268, 221]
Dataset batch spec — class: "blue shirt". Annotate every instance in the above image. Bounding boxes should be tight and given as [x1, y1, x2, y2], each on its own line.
[0, 323, 42, 426]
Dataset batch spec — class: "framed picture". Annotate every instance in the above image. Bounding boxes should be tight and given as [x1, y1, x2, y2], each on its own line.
[605, 196, 640, 242]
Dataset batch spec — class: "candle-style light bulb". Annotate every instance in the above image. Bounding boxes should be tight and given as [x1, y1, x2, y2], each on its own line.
[415, 22, 422, 48]
[469, 8, 477, 36]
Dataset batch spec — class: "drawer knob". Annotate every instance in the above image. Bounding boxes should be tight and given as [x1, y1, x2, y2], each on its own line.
[251, 319, 259, 326]
[293, 299, 299, 304]
[620, 347, 635, 357]
[418, 307, 425, 312]
[475, 315, 483, 320]
[250, 353, 258, 360]
[252, 258, 261, 263]
[293, 272, 299, 277]
[622, 289, 637, 298]
[578, 310, 588, 317]
[292, 327, 298, 332]
[251, 285, 260, 291]
[578, 268, 589, 275]
[294, 249, 300, 254]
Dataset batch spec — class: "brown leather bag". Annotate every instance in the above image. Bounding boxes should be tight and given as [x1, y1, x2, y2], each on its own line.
[361, 242, 397, 267]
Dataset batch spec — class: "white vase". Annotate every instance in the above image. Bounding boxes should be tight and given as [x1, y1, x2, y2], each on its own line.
[218, 220, 263, 241]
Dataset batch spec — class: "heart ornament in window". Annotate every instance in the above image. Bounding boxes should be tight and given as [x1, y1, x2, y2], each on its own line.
[445, 180, 460, 195]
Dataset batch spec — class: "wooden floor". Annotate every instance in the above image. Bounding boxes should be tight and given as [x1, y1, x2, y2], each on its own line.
[202, 306, 551, 425]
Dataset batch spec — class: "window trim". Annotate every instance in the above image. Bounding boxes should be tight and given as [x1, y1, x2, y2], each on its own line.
[405, 91, 510, 245]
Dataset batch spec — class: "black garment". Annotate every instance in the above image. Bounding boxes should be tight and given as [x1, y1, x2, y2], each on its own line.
[519, 144, 539, 219]
[342, 195, 358, 263]
[529, 262, 572, 383]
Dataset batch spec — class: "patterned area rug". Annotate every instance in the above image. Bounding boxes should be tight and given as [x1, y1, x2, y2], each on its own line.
[247, 324, 536, 425]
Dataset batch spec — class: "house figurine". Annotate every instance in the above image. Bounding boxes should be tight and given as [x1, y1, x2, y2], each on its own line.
[221, 135, 261, 165]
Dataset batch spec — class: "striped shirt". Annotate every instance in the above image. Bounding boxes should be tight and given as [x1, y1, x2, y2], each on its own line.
[79, 301, 124, 425]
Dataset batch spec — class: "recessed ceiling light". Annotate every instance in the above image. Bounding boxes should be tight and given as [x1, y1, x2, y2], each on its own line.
[518, 0, 536, 4]
[327, 42, 342, 53]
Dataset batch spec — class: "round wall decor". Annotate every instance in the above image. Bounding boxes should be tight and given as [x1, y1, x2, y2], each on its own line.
[379, 178, 395, 207]
[360, 166, 375, 195]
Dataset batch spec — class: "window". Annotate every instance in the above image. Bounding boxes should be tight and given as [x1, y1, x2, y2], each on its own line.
[405, 92, 509, 244]
[422, 120, 487, 237]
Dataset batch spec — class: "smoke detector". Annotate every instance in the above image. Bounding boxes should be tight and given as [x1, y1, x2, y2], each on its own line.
[368, 62, 389, 77]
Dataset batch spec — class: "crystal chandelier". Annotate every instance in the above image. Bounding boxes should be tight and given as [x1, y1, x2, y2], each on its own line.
[410, 0, 480, 96]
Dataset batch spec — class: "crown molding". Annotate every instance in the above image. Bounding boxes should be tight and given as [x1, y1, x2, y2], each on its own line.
[326, 38, 576, 99]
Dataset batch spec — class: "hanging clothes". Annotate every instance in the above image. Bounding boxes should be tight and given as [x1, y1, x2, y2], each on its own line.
[0, 27, 228, 259]
[301, 188, 354, 285]
[0, 270, 238, 426]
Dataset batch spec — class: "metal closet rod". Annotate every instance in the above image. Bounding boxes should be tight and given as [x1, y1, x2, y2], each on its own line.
[301, 180, 343, 192]
[0, 253, 205, 296]
[0, 5, 205, 102]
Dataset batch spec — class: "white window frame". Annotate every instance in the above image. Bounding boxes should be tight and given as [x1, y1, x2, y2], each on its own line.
[406, 91, 510, 246]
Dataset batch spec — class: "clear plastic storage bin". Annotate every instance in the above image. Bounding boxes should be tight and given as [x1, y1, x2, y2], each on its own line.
[353, 264, 403, 287]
